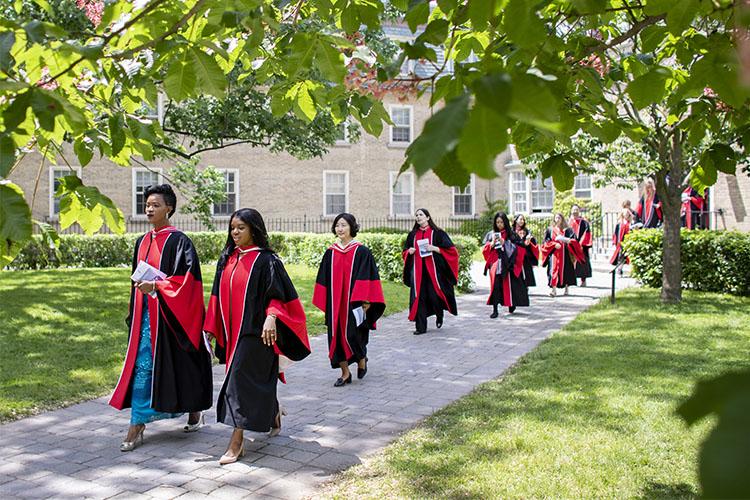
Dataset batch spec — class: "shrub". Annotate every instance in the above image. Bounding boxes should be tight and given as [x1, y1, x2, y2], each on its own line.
[8, 231, 479, 291]
[622, 229, 750, 296]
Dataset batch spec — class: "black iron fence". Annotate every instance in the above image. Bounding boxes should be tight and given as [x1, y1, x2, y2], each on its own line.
[41, 210, 726, 256]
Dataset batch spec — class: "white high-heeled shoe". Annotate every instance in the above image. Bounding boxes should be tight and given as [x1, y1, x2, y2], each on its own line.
[120, 425, 144, 452]
[183, 412, 204, 433]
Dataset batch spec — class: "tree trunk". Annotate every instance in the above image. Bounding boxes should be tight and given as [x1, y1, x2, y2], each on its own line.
[655, 133, 687, 304]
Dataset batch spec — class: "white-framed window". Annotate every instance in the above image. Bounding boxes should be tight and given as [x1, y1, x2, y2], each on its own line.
[389, 105, 413, 145]
[323, 170, 349, 217]
[452, 175, 475, 216]
[132, 168, 163, 217]
[530, 175, 554, 213]
[574, 174, 592, 199]
[510, 171, 528, 214]
[212, 169, 239, 217]
[389, 171, 414, 217]
[334, 120, 351, 146]
[49, 166, 82, 218]
[508, 170, 555, 214]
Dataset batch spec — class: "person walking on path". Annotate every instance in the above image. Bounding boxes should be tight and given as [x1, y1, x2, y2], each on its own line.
[203, 209, 311, 465]
[110, 184, 213, 452]
[313, 213, 386, 388]
[610, 208, 633, 272]
[482, 212, 529, 318]
[541, 213, 584, 297]
[568, 204, 593, 287]
[636, 178, 663, 228]
[402, 208, 459, 335]
[512, 214, 539, 287]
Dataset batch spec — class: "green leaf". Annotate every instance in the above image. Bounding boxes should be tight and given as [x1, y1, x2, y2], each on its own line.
[640, 25, 667, 53]
[340, 4, 360, 33]
[56, 177, 124, 235]
[30, 90, 64, 132]
[164, 60, 197, 102]
[540, 153, 575, 191]
[433, 149, 470, 187]
[190, 48, 226, 98]
[33, 220, 60, 252]
[503, 0, 546, 48]
[73, 137, 94, 167]
[626, 67, 671, 109]
[315, 42, 346, 82]
[405, 93, 470, 176]
[417, 19, 449, 45]
[693, 159, 718, 187]
[108, 115, 125, 157]
[508, 73, 559, 126]
[291, 81, 317, 121]
[456, 104, 507, 179]
[666, 0, 698, 35]
[473, 72, 512, 117]
[0, 180, 32, 267]
[405, 0, 430, 32]
[0, 135, 16, 177]
[468, 0, 495, 31]
[702, 143, 737, 176]
[0, 31, 15, 73]
[643, 0, 672, 16]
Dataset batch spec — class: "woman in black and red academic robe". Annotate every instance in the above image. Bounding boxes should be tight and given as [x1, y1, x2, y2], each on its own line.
[513, 214, 539, 287]
[636, 178, 662, 228]
[402, 208, 459, 335]
[313, 213, 386, 387]
[204, 208, 311, 465]
[681, 187, 707, 229]
[610, 208, 632, 271]
[569, 204, 593, 286]
[111, 184, 212, 452]
[482, 212, 529, 318]
[541, 213, 585, 297]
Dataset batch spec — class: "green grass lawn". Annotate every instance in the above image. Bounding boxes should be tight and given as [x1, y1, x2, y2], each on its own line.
[322, 288, 750, 499]
[0, 264, 409, 422]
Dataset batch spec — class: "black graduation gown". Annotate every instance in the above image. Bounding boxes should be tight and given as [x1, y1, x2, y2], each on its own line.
[517, 234, 539, 287]
[402, 227, 459, 328]
[482, 232, 530, 308]
[541, 227, 580, 288]
[204, 248, 311, 432]
[110, 227, 213, 413]
[569, 217, 593, 279]
[313, 242, 386, 369]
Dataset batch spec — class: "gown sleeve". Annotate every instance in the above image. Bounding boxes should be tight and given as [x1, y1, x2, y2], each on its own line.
[265, 255, 311, 362]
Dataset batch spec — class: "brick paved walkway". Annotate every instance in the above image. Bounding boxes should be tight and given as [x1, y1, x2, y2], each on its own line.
[0, 262, 634, 499]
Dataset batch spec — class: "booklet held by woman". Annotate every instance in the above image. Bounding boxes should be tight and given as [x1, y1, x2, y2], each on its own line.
[131, 260, 167, 297]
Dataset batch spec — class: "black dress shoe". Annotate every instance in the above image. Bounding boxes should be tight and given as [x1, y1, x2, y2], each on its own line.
[413, 330, 427, 335]
[436, 317, 443, 329]
[334, 374, 352, 387]
[357, 358, 368, 379]
[490, 311, 499, 319]
[508, 306, 516, 313]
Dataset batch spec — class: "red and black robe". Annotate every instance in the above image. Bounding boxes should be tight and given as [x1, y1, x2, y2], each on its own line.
[541, 227, 584, 288]
[110, 226, 212, 413]
[681, 187, 707, 229]
[203, 247, 311, 432]
[312, 241, 386, 369]
[569, 216, 593, 279]
[482, 230, 529, 308]
[519, 233, 540, 287]
[402, 227, 459, 322]
[636, 193, 662, 228]
[610, 221, 631, 266]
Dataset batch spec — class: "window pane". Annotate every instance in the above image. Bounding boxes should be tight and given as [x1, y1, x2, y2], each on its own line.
[135, 171, 160, 215]
[530, 175, 554, 212]
[574, 174, 592, 199]
[391, 173, 412, 215]
[51, 169, 69, 215]
[326, 194, 346, 215]
[325, 173, 347, 215]
[390, 108, 411, 143]
[454, 195, 472, 215]
[326, 173, 346, 194]
[213, 171, 237, 216]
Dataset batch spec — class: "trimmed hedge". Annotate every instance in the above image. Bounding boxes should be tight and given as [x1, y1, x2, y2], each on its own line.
[622, 229, 750, 296]
[8, 231, 479, 291]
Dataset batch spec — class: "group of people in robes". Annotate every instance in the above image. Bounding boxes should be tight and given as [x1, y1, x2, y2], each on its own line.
[111, 185, 461, 464]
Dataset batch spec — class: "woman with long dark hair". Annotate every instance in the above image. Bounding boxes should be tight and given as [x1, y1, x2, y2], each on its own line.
[313, 213, 386, 387]
[110, 184, 212, 452]
[402, 208, 459, 335]
[204, 208, 311, 464]
[512, 214, 539, 287]
[541, 213, 584, 297]
[482, 212, 529, 317]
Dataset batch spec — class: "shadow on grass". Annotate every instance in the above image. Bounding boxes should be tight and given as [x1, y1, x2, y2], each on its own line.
[370, 288, 750, 498]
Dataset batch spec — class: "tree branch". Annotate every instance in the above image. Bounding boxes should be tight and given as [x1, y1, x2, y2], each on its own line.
[578, 14, 666, 61]
[154, 139, 270, 159]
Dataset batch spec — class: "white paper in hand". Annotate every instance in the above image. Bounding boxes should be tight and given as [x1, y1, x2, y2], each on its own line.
[417, 238, 431, 257]
[352, 306, 365, 327]
[131, 260, 167, 298]
[202, 332, 214, 357]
